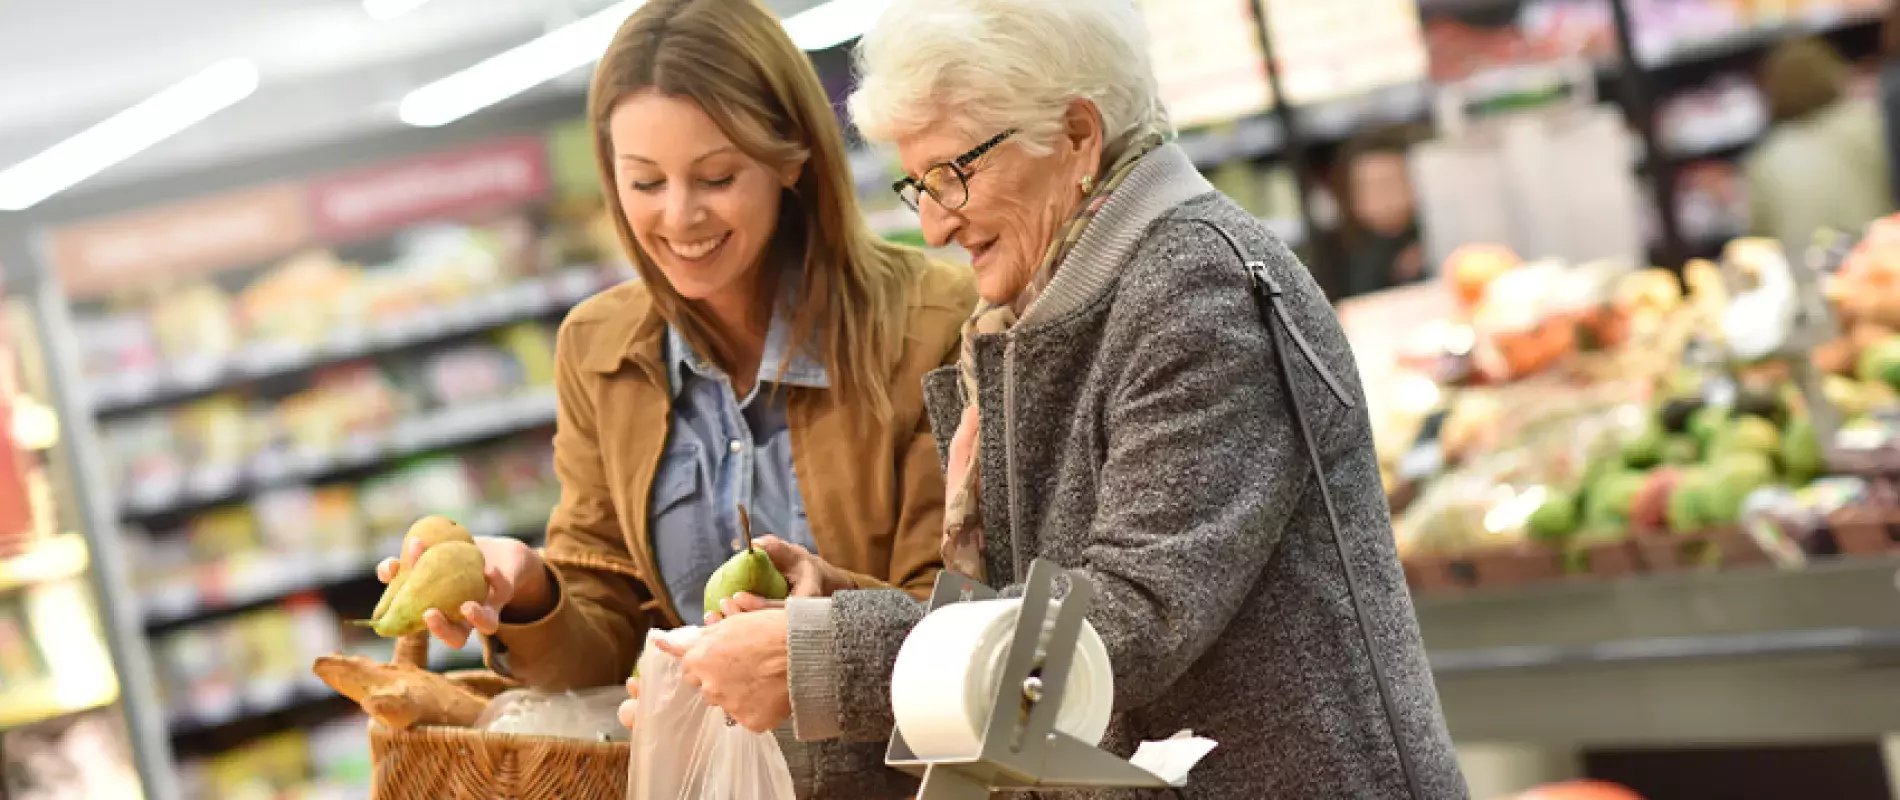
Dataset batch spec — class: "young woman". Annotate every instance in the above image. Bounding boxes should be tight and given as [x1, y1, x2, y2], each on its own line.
[378, 0, 973, 696]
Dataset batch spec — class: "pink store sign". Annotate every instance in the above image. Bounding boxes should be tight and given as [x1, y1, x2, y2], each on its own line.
[308, 138, 549, 241]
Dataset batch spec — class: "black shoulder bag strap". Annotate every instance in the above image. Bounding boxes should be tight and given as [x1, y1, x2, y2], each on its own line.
[1192, 219, 1426, 800]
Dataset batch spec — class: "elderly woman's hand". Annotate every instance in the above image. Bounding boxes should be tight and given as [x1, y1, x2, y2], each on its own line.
[617, 676, 639, 731]
[702, 534, 850, 624]
[655, 609, 793, 733]
[755, 535, 853, 597]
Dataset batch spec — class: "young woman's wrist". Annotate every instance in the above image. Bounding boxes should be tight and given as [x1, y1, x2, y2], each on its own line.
[501, 555, 559, 624]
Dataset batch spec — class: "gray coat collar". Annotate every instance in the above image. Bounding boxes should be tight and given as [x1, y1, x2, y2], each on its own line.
[1017, 143, 1215, 329]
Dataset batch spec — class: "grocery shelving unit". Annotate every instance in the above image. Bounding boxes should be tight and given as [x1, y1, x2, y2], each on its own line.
[1206, 0, 1892, 293]
[0, 100, 630, 797]
[1421, 555, 1900, 741]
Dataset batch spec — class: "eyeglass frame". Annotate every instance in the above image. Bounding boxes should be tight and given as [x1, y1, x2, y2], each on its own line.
[890, 128, 1018, 212]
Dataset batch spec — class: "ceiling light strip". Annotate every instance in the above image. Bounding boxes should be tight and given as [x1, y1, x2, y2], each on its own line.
[398, 1, 645, 128]
[364, 0, 437, 21]
[784, 0, 891, 52]
[0, 58, 260, 211]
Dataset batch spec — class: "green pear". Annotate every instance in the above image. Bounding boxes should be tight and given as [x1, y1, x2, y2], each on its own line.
[354, 540, 488, 638]
[703, 546, 790, 618]
[370, 515, 475, 624]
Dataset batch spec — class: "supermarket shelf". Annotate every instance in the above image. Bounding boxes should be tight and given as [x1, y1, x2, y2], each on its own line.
[1296, 81, 1433, 144]
[0, 679, 120, 731]
[119, 388, 559, 523]
[1668, 131, 1760, 163]
[1431, 626, 1900, 674]
[85, 266, 609, 419]
[0, 534, 89, 593]
[168, 655, 487, 757]
[1417, 554, 1900, 745]
[168, 681, 354, 758]
[1416, 0, 1522, 14]
[1179, 115, 1285, 169]
[1642, 8, 1883, 72]
[1415, 554, 1900, 651]
[142, 525, 545, 634]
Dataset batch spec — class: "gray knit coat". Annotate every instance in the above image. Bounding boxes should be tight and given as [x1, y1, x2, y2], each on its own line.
[781, 144, 1468, 799]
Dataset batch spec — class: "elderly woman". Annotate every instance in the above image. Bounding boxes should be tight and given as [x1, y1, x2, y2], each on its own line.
[659, 0, 1468, 796]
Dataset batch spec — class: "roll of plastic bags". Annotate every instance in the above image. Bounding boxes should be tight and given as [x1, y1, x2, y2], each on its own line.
[627, 626, 796, 800]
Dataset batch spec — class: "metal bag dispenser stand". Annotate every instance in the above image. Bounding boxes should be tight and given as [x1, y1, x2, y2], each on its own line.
[886, 560, 1174, 800]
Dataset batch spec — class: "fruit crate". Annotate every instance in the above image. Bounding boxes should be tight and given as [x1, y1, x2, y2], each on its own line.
[1631, 526, 1772, 572]
[1404, 543, 1564, 592]
[1568, 539, 1645, 578]
[1826, 506, 1900, 555]
[1402, 553, 1479, 593]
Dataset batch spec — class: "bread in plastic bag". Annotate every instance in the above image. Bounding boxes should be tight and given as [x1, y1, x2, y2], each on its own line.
[627, 626, 795, 800]
[475, 686, 628, 742]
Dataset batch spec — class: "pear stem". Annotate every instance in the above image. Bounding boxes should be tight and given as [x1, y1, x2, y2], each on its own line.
[737, 504, 755, 551]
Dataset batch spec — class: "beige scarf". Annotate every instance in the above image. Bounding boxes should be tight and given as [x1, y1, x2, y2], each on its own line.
[940, 136, 1162, 582]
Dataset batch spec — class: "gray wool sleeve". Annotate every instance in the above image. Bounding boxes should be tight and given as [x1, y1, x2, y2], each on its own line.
[786, 597, 843, 742]
[785, 590, 930, 743]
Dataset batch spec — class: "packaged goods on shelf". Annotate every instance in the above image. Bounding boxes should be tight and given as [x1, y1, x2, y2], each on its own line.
[1675, 160, 1748, 246]
[98, 316, 565, 521]
[152, 594, 354, 733]
[1424, 0, 1617, 83]
[1625, 0, 1888, 67]
[128, 432, 557, 630]
[1658, 73, 1767, 158]
[2, 707, 146, 800]
[178, 716, 372, 800]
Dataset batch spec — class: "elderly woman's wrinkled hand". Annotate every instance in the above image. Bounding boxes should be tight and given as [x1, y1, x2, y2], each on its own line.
[654, 609, 792, 733]
[754, 535, 853, 598]
[617, 676, 640, 731]
[704, 591, 782, 625]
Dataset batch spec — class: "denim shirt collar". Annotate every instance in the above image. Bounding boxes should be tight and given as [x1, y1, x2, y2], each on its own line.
[664, 302, 829, 399]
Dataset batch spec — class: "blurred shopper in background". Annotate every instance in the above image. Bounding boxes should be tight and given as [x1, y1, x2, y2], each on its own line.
[1334, 125, 1429, 299]
[380, 0, 973, 794]
[1746, 36, 1892, 259]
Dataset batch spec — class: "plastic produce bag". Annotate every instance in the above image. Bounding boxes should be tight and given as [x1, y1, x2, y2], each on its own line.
[627, 627, 796, 800]
[476, 686, 627, 742]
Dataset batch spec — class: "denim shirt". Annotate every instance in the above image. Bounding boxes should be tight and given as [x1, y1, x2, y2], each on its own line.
[652, 313, 825, 620]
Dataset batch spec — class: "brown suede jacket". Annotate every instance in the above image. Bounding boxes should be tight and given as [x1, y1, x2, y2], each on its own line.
[483, 259, 975, 690]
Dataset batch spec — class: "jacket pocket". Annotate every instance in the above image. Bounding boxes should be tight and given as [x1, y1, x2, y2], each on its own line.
[651, 442, 702, 515]
[921, 365, 966, 473]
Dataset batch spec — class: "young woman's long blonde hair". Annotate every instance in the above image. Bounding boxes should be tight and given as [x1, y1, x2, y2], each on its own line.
[591, 0, 924, 421]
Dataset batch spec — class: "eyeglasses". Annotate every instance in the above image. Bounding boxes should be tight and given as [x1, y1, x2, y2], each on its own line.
[892, 129, 1017, 212]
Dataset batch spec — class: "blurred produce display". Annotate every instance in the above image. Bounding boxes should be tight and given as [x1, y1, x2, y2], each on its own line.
[124, 432, 557, 630]
[1358, 213, 1900, 594]
[176, 714, 372, 800]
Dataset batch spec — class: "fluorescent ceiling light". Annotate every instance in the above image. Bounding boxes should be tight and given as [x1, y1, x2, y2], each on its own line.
[364, 0, 436, 21]
[399, 1, 643, 128]
[0, 58, 259, 211]
[784, 0, 890, 51]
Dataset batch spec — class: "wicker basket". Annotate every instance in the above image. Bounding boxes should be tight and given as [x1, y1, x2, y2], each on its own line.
[367, 551, 650, 800]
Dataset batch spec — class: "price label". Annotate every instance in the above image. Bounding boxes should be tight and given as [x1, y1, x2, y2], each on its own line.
[339, 434, 381, 466]
[169, 355, 224, 391]
[1398, 442, 1443, 481]
[236, 342, 310, 377]
[185, 464, 241, 501]
[322, 327, 371, 359]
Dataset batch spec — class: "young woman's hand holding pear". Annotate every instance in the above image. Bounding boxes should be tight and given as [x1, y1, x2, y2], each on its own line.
[375, 533, 554, 649]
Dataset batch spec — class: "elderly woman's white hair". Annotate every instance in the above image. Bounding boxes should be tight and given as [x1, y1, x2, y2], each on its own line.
[848, 0, 1174, 161]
